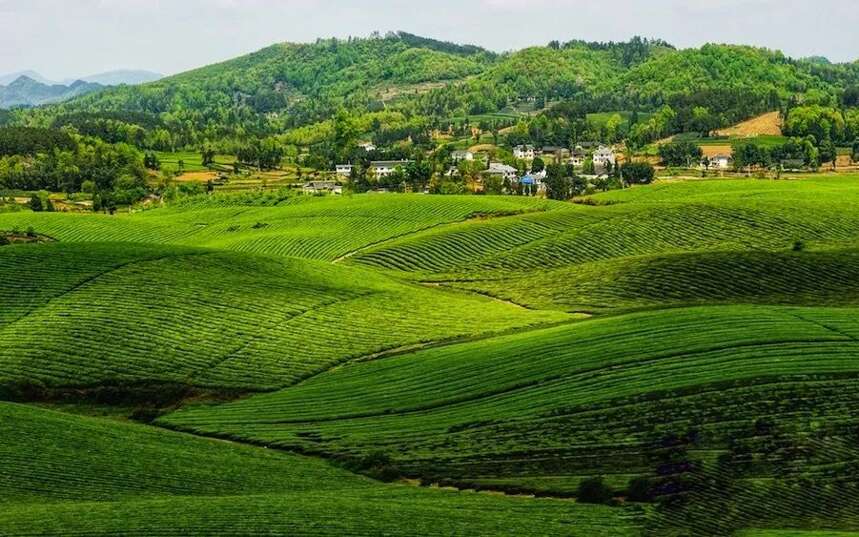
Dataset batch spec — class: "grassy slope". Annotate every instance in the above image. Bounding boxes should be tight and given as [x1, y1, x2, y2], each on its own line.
[0, 402, 639, 537]
[0, 242, 567, 392]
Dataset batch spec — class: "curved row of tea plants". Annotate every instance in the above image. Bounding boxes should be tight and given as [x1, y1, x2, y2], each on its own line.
[352, 177, 859, 276]
[163, 305, 859, 495]
[0, 403, 641, 537]
[0, 194, 559, 262]
[0, 242, 566, 392]
[444, 248, 859, 312]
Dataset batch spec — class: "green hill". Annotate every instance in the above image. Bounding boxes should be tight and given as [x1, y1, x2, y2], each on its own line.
[20, 35, 855, 150]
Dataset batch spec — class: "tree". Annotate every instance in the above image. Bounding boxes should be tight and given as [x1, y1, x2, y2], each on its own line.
[853, 140, 859, 163]
[621, 162, 655, 185]
[201, 148, 216, 169]
[405, 160, 432, 192]
[659, 141, 703, 167]
[818, 139, 837, 169]
[28, 194, 43, 212]
[531, 157, 545, 174]
[143, 152, 160, 170]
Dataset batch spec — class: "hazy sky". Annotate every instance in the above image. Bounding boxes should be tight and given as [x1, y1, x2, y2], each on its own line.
[1, 0, 857, 80]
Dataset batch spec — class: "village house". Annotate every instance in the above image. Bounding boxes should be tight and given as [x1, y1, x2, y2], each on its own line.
[569, 148, 587, 167]
[303, 181, 343, 195]
[708, 154, 733, 170]
[335, 164, 354, 177]
[592, 146, 616, 168]
[358, 142, 377, 152]
[539, 146, 570, 161]
[370, 160, 413, 178]
[513, 145, 535, 160]
[485, 162, 519, 182]
[451, 150, 474, 162]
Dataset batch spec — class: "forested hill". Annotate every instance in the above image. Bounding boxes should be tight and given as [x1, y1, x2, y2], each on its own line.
[14, 32, 859, 150]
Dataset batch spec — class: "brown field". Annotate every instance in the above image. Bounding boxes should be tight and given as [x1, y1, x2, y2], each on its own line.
[701, 145, 734, 158]
[174, 171, 220, 182]
[715, 111, 782, 137]
[468, 144, 499, 153]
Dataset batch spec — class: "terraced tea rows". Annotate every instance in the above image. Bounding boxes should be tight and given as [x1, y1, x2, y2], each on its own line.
[0, 403, 641, 537]
[0, 402, 374, 504]
[0, 195, 559, 262]
[352, 178, 859, 277]
[444, 249, 859, 312]
[0, 243, 567, 392]
[351, 206, 603, 273]
[0, 491, 641, 537]
[163, 305, 859, 494]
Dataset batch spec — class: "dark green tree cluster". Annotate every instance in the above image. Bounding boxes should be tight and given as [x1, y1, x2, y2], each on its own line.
[659, 141, 703, 167]
[0, 134, 148, 203]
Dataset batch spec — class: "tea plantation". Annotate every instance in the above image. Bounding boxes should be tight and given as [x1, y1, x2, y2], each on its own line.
[6, 177, 859, 535]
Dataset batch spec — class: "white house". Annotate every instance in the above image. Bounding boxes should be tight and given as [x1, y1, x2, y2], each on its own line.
[370, 160, 412, 178]
[335, 164, 354, 177]
[359, 142, 377, 152]
[485, 162, 519, 181]
[513, 145, 535, 160]
[592, 146, 616, 168]
[708, 155, 733, 170]
[452, 150, 474, 162]
[303, 181, 343, 195]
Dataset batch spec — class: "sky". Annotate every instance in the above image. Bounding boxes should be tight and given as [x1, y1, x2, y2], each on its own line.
[1, 0, 858, 80]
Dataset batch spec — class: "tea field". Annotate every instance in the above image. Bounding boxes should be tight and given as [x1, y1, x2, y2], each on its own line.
[6, 176, 859, 535]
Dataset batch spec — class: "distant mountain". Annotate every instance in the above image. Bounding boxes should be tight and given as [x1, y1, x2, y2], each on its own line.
[75, 70, 163, 86]
[0, 76, 103, 108]
[0, 70, 55, 86]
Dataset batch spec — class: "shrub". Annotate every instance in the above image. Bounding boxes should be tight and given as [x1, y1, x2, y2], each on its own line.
[577, 476, 614, 504]
[626, 476, 654, 502]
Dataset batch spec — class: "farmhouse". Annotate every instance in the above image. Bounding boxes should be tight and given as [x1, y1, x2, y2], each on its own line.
[513, 145, 535, 160]
[540, 146, 570, 161]
[709, 154, 733, 170]
[370, 160, 413, 178]
[303, 181, 343, 195]
[485, 163, 519, 181]
[452, 150, 474, 162]
[569, 149, 587, 167]
[592, 146, 616, 167]
[781, 158, 807, 171]
[335, 164, 354, 176]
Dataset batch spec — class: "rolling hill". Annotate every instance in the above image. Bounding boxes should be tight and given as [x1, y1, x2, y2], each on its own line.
[5, 175, 859, 535]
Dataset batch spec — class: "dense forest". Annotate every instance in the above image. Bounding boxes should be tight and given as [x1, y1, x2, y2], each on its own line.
[11, 33, 858, 152]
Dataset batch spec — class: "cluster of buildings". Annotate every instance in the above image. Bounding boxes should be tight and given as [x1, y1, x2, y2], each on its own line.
[334, 160, 413, 179]
[315, 143, 621, 196]
[513, 144, 617, 169]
